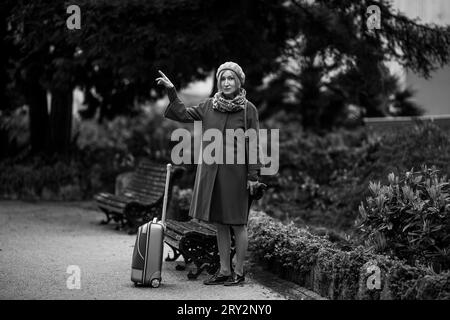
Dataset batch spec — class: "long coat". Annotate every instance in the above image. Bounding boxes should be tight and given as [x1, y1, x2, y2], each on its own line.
[164, 89, 262, 225]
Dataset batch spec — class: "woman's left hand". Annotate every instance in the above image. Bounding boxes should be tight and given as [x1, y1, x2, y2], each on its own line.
[247, 180, 258, 195]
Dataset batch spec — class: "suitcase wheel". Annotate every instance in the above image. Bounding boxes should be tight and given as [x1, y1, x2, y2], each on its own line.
[150, 278, 161, 288]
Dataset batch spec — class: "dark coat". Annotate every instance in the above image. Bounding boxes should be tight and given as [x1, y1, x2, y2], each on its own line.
[164, 89, 261, 225]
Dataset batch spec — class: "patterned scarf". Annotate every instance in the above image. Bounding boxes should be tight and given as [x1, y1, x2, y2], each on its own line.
[212, 88, 247, 113]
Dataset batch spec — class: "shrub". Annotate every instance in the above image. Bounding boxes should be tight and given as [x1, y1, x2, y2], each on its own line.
[357, 166, 450, 272]
[260, 121, 450, 234]
[0, 147, 133, 200]
[0, 156, 84, 200]
[76, 114, 179, 162]
[248, 210, 450, 299]
[0, 111, 187, 200]
[322, 122, 450, 233]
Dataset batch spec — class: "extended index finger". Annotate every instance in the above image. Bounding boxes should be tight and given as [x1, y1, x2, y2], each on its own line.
[158, 70, 168, 79]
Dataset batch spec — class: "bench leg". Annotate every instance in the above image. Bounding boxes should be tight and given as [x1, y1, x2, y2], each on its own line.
[165, 244, 182, 262]
[176, 255, 193, 271]
[179, 236, 220, 280]
[124, 203, 147, 233]
[112, 214, 126, 231]
[188, 263, 209, 280]
[99, 210, 112, 225]
[127, 226, 138, 235]
[176, 264, 187, 271]
[165, 243, 192, 271]
[185, 249, 235, 279]
[116, 217, 128, 231]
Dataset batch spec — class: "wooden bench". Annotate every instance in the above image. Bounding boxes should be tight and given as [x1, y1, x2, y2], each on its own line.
[164, 219, 235, 279]
[94, 159, 184, 233]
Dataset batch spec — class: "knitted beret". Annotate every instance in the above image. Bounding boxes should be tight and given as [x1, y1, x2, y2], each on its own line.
[216, 61, 245, 85]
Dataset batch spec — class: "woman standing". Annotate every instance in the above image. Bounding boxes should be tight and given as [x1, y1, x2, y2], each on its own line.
[156, 62, 262, 286]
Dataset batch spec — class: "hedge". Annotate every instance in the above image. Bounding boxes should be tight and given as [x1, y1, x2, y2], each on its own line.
[248, 210, 450, 300]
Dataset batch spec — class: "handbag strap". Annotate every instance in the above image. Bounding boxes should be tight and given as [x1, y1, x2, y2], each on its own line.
[244, 102, 248, 132]
[244, 102, 248, 165]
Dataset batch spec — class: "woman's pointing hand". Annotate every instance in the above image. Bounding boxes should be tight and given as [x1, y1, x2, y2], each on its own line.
[155, 70, 175, 89]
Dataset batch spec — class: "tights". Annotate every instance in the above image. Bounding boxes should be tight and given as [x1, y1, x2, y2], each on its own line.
[215, 223, 248, 276]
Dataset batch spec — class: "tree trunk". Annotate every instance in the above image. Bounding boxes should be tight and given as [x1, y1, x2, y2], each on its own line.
[49, 88, 73, 155]
[23, 61, 51, 156]
[0, 5, 9, 113]
[28, 83, 50, 154]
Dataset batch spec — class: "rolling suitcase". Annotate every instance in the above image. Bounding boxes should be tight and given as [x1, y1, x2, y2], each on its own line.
[131, 163, 172, 288]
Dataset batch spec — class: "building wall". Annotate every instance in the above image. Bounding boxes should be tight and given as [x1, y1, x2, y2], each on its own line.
[393, 0, 450, 115]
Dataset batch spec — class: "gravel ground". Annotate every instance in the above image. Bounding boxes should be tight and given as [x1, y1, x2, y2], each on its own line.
[0, 201, 320, 300]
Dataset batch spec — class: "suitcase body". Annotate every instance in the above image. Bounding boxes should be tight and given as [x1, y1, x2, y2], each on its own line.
[130, 163, 171, 288]
[131, 218, 165, 287]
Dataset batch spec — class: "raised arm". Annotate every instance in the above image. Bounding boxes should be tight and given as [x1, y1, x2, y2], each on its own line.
[156, 70, 206, 123]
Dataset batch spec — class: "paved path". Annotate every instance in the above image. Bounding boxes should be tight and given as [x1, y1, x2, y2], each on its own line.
[0, 201, 320, 300]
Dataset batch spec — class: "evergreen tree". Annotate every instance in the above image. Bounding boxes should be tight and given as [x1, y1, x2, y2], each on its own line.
[258, 0, 450, 131]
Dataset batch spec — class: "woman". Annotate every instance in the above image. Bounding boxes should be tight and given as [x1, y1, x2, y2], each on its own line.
[156, 62, 262, 286]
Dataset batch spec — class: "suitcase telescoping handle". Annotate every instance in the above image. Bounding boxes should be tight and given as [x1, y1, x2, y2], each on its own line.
[160, 163, 172, 225]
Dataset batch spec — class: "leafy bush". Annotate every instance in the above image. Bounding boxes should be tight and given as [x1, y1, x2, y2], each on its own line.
[357, 166, 450, 272]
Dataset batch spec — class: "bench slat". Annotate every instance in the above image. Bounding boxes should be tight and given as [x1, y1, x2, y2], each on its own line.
[166, 220, 216, 238]
[121, 188, 161, 202]
[96, 192, 135, 202]
[96, 202, 127, 214]
[181, 220, 217, 234]
[134, 166, 166, 174]
[97, 197, 129, 208]
[95, 194, 133, 206]
[97, 192, 158, 209]
[126, 182, 165, 195]
[128, 179, 166, 190]
[165, 228, 184, 242]
[128, 179, 165, 188]
[137, 163, 166, 172]
[134, 170, 166, 179]
[132, 171, 166, 179]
